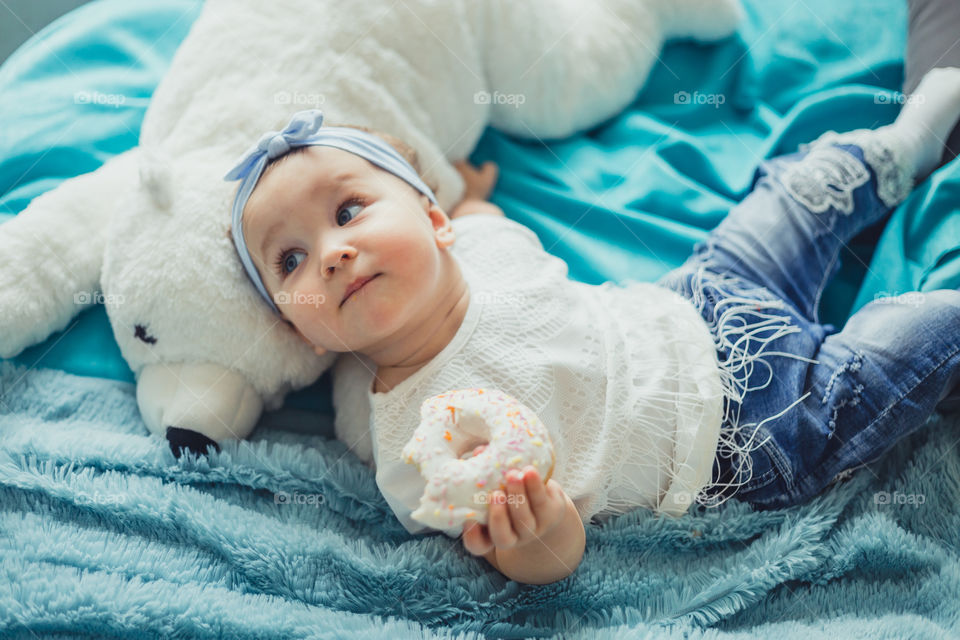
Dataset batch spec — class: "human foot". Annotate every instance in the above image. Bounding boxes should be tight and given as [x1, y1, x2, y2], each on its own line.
[885, 66, 960, 180]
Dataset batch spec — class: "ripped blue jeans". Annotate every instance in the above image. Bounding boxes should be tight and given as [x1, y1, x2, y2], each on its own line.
[656, 134, 960, 510]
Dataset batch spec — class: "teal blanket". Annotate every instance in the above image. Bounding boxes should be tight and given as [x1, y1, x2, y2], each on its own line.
[2, 359, 959, 638]
[2, 0, 959, 637]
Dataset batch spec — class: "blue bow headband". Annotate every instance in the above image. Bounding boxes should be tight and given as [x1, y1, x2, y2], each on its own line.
[224, 109, 438, 315]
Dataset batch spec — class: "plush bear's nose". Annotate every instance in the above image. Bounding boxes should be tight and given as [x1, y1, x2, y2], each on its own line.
[166, 426, 221, 459]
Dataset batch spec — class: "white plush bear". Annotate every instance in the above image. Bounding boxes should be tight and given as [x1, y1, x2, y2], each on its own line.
[0, 0, 742, 456]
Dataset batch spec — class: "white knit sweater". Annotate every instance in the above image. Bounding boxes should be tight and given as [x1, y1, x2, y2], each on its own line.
[332, 214, 726, 538]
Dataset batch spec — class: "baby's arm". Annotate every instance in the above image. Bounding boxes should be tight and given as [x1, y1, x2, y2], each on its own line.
[449, 160, 505, 219]
[462, 466, 586, 585]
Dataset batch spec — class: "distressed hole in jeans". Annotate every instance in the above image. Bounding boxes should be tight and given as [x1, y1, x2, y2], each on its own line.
[820, 350, 865, 437]
[777, 145, 870, 215]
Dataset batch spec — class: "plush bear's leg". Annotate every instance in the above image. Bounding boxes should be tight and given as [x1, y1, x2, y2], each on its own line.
[476, 0, 743, 140]
[0, 149, 138, 359]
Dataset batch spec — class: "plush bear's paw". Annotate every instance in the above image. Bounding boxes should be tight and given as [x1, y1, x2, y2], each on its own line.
[0, 293, 47, 359]
[166, 426, 222, 459]
[661, 0, 744, 42]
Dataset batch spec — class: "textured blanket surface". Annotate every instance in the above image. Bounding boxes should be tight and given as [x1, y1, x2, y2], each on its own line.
[2, 360, 960, 638]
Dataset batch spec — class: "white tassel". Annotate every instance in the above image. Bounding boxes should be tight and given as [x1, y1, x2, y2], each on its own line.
[682, 261, 821, 508]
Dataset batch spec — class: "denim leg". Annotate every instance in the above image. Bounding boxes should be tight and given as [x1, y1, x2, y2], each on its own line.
[655, 133, 922, 512]
[664, 136, 913, 326]
[745, 288, 960, 509]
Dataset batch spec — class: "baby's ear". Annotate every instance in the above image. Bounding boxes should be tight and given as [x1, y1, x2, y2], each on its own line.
[429, 204, 455, 249]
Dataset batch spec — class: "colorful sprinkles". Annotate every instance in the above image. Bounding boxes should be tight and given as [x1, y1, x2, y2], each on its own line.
[401, 388, 556, 530]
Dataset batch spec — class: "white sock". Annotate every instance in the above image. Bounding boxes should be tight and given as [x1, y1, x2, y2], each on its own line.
[877, 66, 960, 180]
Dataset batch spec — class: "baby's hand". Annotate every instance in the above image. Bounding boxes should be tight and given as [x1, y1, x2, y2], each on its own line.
[449, 160, 504, 220]
[454, 160, 498, 202]
[461, 465, 567, 554]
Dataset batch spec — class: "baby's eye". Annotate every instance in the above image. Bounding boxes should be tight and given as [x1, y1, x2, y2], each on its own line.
[276, 249, 306, 276]
[336, 201, 364, 226]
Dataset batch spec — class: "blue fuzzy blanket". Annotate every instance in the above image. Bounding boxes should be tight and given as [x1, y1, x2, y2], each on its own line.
[2, 360, 959, 638]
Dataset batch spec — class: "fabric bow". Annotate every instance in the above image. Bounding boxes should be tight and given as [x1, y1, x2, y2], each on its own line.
[224, 109, 325, 182]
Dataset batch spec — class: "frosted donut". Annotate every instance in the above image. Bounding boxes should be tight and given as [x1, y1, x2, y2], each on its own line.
[401, 388, 555, 531]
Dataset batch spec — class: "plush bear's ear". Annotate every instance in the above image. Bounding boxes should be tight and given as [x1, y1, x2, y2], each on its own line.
[139, 148, 174, 213]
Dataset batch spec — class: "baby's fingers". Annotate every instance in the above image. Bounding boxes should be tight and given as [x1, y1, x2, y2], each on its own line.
[462, 521, 494, 556]
[454, 160, 499, 200]
[478, 161, 498, 182]
[476, 162, 498, 193]
[521, 466, 548, 511]
[452, 160, 479, 180]
[488, 491, 520, 549]
[523, 467, 566, 532]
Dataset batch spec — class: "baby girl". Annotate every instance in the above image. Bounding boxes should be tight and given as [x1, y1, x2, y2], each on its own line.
[225, 68, 960, 585]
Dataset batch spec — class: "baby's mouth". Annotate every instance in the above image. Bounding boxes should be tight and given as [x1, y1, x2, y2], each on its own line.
[340, 273, 382, 307]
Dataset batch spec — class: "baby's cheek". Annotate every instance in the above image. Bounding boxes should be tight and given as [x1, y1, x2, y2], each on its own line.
[287, 309, 325, 344]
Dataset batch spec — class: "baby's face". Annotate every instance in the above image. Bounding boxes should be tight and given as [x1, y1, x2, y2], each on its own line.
[241, 146, 456, 353]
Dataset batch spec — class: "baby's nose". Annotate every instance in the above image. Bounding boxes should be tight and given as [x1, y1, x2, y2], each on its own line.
[325, 252, 350, 275]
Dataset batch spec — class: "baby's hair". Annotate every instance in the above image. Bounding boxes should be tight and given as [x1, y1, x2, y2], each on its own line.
[337, 122, 439, 196]
[260, 122, 439, 196]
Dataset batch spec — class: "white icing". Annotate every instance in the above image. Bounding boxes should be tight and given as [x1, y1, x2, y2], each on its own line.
[401, 388, 555, 530]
